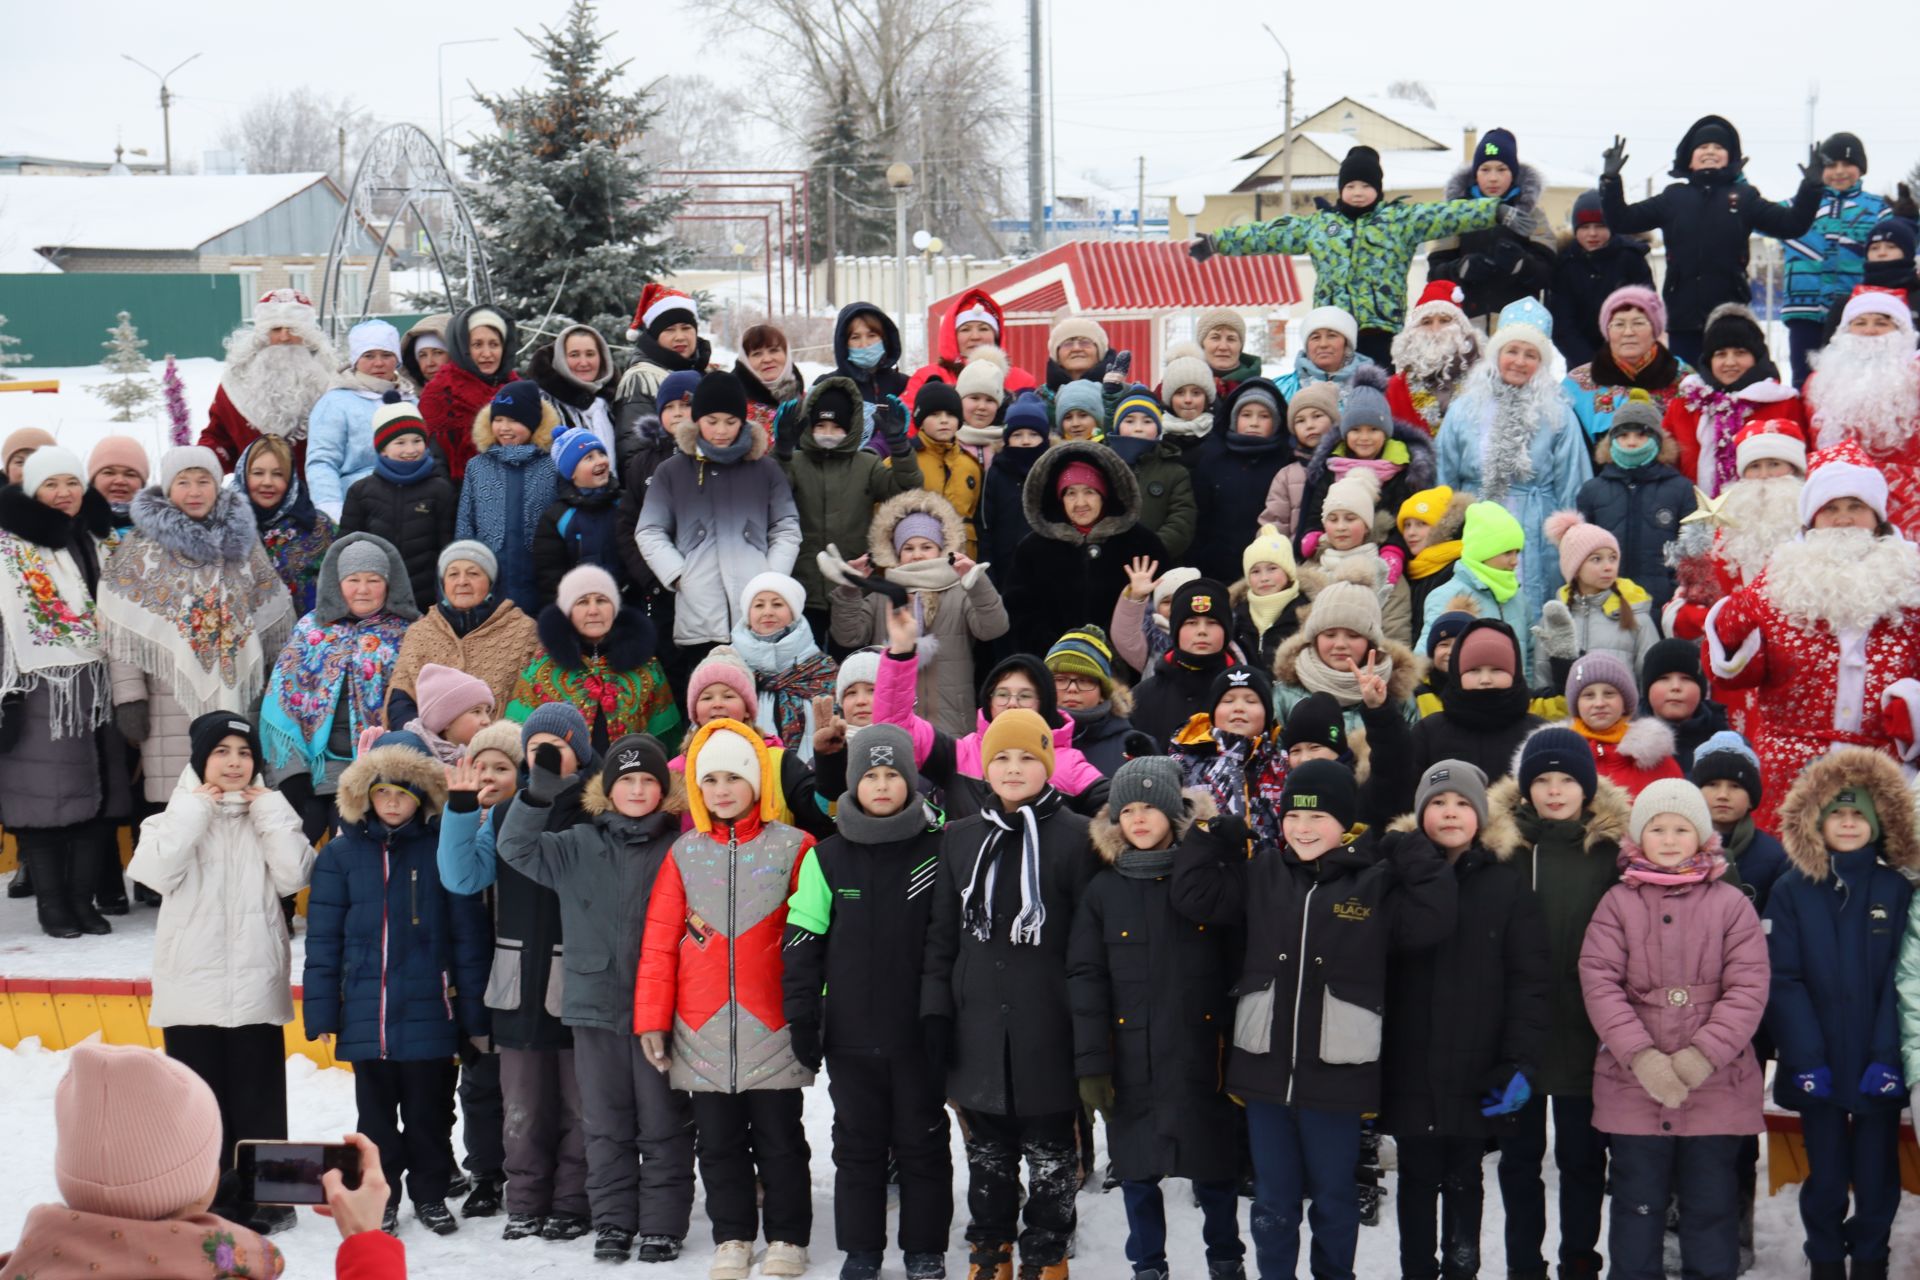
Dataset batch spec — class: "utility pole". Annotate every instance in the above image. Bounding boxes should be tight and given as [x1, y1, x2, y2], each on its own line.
[337, 126, 347, 186]
[825, 166, 838, 308]
[1806, 81, 1820, 151]
[1261, 26, 1295, 214]
[1136, 156, 1145, 234]
[437, 38, 498, 169]
[1026, 0, 1044, 251]
[121, 52, 202, 174]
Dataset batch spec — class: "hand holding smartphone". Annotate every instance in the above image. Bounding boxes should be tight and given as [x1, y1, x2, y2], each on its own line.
[235, 1139, 362, 1206]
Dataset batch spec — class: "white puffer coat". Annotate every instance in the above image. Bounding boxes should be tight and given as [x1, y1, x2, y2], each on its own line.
[126, 768, 316, 1028]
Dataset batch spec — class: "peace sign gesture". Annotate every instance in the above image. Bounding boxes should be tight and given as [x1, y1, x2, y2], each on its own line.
[445, 755, 481, 795]
[1348, 649, 1388, 710]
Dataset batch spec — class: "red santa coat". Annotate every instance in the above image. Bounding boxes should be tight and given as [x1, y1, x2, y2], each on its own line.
[1664, 375, 1803, 497]
[1707, 530, 1920, 828]
[1387, 371, 1456, 435]
[198, 384, 308, 476]
[1576, 717, 1686, 799]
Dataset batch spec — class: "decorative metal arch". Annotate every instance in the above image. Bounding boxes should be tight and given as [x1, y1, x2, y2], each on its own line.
[318, 123, 493, 337]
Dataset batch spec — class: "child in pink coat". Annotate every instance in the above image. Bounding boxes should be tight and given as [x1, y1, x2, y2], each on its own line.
[1579, 779, 1769, 1280]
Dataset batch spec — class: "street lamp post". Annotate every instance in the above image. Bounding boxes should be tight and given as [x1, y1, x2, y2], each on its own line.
[121, 52, 202, 175]
[886, 163, 914, 347]
[1259, 25, 1295, 214]
[438, 38, 499, 170]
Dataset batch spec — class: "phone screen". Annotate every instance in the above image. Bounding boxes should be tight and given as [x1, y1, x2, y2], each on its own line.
[238, 1141, 361, 1206]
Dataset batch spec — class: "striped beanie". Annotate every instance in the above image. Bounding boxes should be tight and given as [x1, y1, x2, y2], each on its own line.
[1045, 625, 1117, 696]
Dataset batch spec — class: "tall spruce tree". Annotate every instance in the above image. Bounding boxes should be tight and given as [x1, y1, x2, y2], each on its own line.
[459, 0, 686, 344]
[807, 76, 894, 259]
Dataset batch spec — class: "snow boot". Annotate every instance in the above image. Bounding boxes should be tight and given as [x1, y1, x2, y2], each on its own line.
[839, 1250, 883, 1279]
[65, 848, 110, 935]
[6, 858, 31, 898]
[543, 1213, 591, 1240]
[967, 1243, 1014, 1280]
[502, 1213, 543, 1240]
[380, 1203, 401, 1236]
[415, 1201, 458, 1236]
[904, 1251, 948, 1279]
[1849, 1261, 1889, 1280]
[461, 1172, 504, 1217]
[92, 831, 129, 915]
[445, 1170, 472, 1199]
[1206, 1262, 1248, 1280]
[635, 1235, 683, 1263]
[26, 847, 79, 938]
[247, 1205, 297, 1236]
[1016, 1261, 1068, 1279]
[594, 1226, 633, 1261]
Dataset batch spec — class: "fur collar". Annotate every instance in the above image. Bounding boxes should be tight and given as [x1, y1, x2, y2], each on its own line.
[535, 601, 658, 672]
[1481, 772, 1631, 858]
[1021, 440, 1144, 542]
[1610, 715, 1678, 769]
[1430, 488, 1475, 542]
[1444, 159, 1547, 209]
[669, 415, 771, 462]
[0, 484, 112, 548]
[472, 401, 557, 454]
[1587, 344, 1683, 392]
[1761, 529, 1920, 630]
[580, 771, 687, 820]
[1678, 371, 1800, 406]
[128, 484, 259, 565]
[1270, 631, 1423, 706]
[1778, 747, 1917, 880]
[336, 742, 449, 824]
[869, 487, 968, 566]
[1090, 787, 1217, 863]
[1300, 411, 1437, 493]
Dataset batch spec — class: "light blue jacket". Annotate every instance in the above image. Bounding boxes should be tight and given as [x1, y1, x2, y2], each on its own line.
[305, 386, 385, 519]
[1435, 383, 1592, 619]
[1415, 561, 1536, 684]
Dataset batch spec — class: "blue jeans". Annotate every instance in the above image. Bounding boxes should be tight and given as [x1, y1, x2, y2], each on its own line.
[1608, 1133, 1739, 1280]
[1243, 1101, 1362, 1280]
[1798, 1107, 1901, 1264]
[1120, 1177, 1244, 1273]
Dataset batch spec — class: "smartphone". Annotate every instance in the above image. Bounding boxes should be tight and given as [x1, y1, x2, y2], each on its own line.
[234, 1140, 361, 1206]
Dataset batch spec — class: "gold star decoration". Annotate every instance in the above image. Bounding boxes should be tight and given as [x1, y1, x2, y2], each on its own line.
[1680, 487, 1735, 531]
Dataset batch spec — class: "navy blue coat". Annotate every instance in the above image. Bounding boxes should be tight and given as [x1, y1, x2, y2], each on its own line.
[304, 815, 491, 1063]
[1729, 823, 1789, 919]
[533, 481, 627, 606]
[1763, 847, 1910, 1112]
[1576, 461, 1692, 613]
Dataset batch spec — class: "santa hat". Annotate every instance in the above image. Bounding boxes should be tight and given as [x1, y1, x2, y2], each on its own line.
[1733, 418, 1807, 476]
[626, 283, 699, 342]
[1408, 279, 1469, 326]
[952, 301, 1001, 334]
[253, 287, 316, 331]
[1841, 287, 1915, 335]
[1799, 453, 1888, 526]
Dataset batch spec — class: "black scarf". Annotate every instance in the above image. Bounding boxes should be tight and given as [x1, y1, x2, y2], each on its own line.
[1439, 678, 1532, 732]
[961, 786, 1065, 945]
[1115, 845, 1176, 880]
[439, 593, 503, 639]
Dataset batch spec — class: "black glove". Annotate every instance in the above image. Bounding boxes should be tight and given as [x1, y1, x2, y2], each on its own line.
[1120, 730, 1158, 760]
[789, 1019, 823, 1073]
[845, 567, 910, 610]
[526, 742, 567, 806]
[773, 400, 803, 459]
[0, 688, 24, 754]
[1893, 183, 1919, 223]
[1188, 233, 1214, 262]
[921, 1013, 954, 1075]
[1800, 143, 1826, 184]
[873, 397, 907, 441]
[1200, 811, 1251, 853]
[1112, 350, 1133, 378]
[1601, 135, 1629, 182]
[115, 700, 150, 745]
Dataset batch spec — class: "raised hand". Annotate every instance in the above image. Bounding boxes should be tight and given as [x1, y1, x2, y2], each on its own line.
[846, 552, 873, 578]
[1800, 143, 1825, 182]
[950, 551, 978, 579]
[886, 603, 919, 655]
[445, 755, 481, 795]
[812, 694, 848, 755]
[1601, 135, 1629, 181]
[1349, 649, 1389, 710]
[1125, 555, 1160, 601]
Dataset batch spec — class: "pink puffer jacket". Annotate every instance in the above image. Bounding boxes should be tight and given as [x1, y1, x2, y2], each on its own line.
[874, 649, 1104, 795]
[1578, 865, 1769, 1136]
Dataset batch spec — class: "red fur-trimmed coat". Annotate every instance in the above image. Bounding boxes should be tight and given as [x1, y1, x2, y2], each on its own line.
[1706, 530, 1920, 828]
[1663, 374, 1804, 497]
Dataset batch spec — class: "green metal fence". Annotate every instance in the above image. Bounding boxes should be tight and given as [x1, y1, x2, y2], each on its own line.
[0, 274, 244, 365]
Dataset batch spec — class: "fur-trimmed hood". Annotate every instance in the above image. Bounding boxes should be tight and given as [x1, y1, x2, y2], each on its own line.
[472, 396, 559, 454]
[336, 741, 451, 824]
[868, 486, 967, 567]
[312, 532, 420, 624]
[1444, 158, 1547, 210]
[580, 770, 688, 819]
[1779, 747, 1918, 881]
[669, 415, 772, 463]
[1090, 787, 1217, 863]
[1427, 488, 1476, 543]
[128, 483, 260, 566]
[798, 375, 872, 455]
[1021, 440, 1144, 543]
[1270, 630, 1423, 707]
[0, 483, 113, 550]
[535, 600, 658, 672]
[1481, 772, 1632, 859]
[1383, 811, 1514, 861]
[1300, 403, 1438, 494]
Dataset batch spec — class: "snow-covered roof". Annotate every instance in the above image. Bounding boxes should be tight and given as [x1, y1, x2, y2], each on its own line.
[0, 173, 335, 254]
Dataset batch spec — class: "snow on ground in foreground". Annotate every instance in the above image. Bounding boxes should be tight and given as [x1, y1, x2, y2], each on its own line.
[0, 1028, 1913, 1278]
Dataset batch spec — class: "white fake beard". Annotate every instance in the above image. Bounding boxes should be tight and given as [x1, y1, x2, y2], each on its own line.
[1764, 526, 1920, 630]
[223, 340, 336, 436]
[1808, 331, 1920, 455]
[1391, 323, 1478, 386]
[1716, 475, 1804, 580]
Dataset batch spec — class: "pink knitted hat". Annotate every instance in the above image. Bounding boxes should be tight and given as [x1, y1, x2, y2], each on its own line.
[415, 662, 496, 735]
[1600, 285, 1667, 342]
[1545, 510, 1620, 585]
[86, 435, 151, 483]
[56, 1042, 223, 1220]
[688, 646, 760, 719]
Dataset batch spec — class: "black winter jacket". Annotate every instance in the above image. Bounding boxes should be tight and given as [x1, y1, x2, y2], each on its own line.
[921, 790, 1099, 1115]
[1129, 651, 1239, 751]
[1068, 807, 1240, 1181]
[1576, 461, 1692, 612]
[1547, 235, 1656, 370]
[782, 818, 944, 1055]
[979, 443, 1045, 588]
[1381, 830, 1550, 1139]
[1187, 382, 1295, 584]
[482, 773, 589, 1051]
[533, 480, 626, 607]
[1600, 116, 1822, 334]
[338, 468, 457, 609]
[614, 421, 680, 598]
[1171, 815, 1457, 1111]
[1064, 703, 1140, 777]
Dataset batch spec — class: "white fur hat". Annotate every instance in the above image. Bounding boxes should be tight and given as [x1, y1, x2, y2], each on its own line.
[1300, 306, 1358, 349]
[21, 445, 85, 498]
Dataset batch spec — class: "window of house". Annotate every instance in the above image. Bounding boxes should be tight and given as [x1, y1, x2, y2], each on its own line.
[234, 268, 261, 321]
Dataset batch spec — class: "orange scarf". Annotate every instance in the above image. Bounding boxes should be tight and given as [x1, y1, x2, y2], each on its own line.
[1573, 718, 1627, 745]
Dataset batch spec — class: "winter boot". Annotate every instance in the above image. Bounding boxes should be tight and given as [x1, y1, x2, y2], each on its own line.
[1355, 1123, 1385, 1227]
[635, 1235, 683, 1263]
[709, 1240, 753, 1280]
[380, 1203, 400, 1236]
[502, 1213, 544, 1240]
[445, 1169, 473, 1199]
[967, 1243, 1014, 1280]
[26, 847, 79, 938]
[904, 1251, 948, 1279]
[1016, 1261, 1068, 1279]
[840, 1250, 883, 1279]
[6, 858, 31, 898]
[542, 1213, 591, 1240]
[461, 1172, 504, 1218]
[594, 1226, 633, 1261]
[1131, 1271, 1169, 1280]
[93, 831, 129, 915]
[1557, 1259, 1601, 1279]
[1206, 1263, 1248, 1280]
[133, 879, 161, 906]
[67, 854, 111, 936]
[415, 1201, 458, 1236]
[1849, 1260, 1889, 1280]
[246, 1205, 297, 1236]
[1803, 1264, 1845, 1280]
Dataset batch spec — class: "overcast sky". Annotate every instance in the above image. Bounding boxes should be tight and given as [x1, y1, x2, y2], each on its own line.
[8, 1, 1919, 212]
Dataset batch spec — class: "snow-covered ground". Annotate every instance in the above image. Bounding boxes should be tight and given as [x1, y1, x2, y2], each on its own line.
[0, 357, 224, 467]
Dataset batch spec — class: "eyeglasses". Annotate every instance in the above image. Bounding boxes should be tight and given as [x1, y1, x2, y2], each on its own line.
[990, 688, 1040, 707]
[1053, 676, 1099, 693]
[1608, 314, 1653, 333]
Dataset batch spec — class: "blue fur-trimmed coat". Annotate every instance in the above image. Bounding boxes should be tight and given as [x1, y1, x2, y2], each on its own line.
[456, 425, 559, 613]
